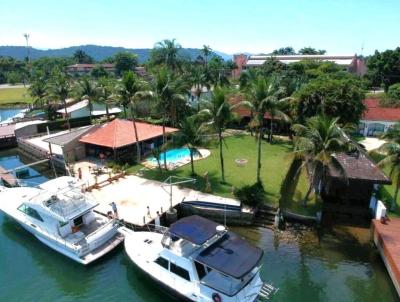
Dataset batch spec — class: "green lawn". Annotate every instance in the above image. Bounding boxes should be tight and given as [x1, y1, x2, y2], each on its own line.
[127, 134, 321, 216]
[0, 87, 32, 105]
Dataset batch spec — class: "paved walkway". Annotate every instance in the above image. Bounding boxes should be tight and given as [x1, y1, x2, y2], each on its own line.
[359, 137, 386, 151]
[84, 174, 240, 226]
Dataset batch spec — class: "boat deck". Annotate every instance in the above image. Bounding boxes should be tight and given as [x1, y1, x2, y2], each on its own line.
[372, 218, 400, 296]
[79, 217, 107, 236]
[81, 233, 124, 265]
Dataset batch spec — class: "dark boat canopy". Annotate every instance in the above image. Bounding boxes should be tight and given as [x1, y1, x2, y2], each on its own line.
[195, 232, 264, 279]
[169, 215, 220, 245]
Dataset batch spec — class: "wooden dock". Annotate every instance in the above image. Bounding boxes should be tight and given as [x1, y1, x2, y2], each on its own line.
[0, 123, 16, 149]
[372, 218, 400, 296]
[0, 165, 18, 187]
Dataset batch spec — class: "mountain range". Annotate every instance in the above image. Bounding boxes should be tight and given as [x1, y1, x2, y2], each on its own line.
[0, 45, 232, 63]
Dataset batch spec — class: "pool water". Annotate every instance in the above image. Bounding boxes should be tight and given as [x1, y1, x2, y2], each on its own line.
[148, 148, 199, 164]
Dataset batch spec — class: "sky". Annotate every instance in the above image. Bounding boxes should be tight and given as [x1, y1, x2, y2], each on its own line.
[0, 0, 399, 55]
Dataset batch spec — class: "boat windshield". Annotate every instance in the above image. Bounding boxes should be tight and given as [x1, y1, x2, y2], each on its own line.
[196, 261, 261, 296]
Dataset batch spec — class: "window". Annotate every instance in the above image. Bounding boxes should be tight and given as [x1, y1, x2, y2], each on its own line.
[74, 216, 83, 226]
[18, 204, 44, 222]
[155, 257, 169, 270]
[170, 263, 190, 281]
[195, 261, 207, 280]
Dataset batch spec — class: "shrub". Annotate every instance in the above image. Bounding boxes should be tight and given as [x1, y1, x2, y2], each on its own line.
[388, 83, 400, 100]
[234, 182, 266, 207]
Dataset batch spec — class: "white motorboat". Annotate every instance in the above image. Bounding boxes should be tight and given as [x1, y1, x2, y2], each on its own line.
[0, 176, 124, 265]
[121, 215, 278, 301]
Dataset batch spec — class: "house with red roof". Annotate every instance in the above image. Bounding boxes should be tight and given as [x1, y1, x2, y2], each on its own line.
[79, 118, 178, 162]
[359, 98, 400, 136]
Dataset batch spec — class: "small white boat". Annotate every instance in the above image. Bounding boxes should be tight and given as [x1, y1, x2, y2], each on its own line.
[0, 176, 123, 265]
[121, 215, 278, 301]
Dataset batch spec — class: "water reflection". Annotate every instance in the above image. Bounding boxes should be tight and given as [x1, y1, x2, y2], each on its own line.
[0, 216, 94, 298]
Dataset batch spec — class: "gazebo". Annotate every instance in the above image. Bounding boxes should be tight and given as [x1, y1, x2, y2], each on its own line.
[79, 119, 178, 163]
[321, 151, 391, 225]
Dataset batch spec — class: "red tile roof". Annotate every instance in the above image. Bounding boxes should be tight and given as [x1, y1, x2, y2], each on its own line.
[79, 119, 178, 149]
[363, 98, 400, 122]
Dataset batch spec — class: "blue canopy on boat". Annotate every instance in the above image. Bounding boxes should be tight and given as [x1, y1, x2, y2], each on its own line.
[195, 232, 264, 279]
[169, 215, 220, 245]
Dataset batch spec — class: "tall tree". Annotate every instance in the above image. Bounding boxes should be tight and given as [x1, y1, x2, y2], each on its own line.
[173, 117, 205, 175]
[150, 39, 182, 71]
[73, 49, 94, 64]
[298, 47, 326, 55]
[366, 48, 400, 91]
[149, 67, 187, 169]
[28, 71, 47, 107]
[198, 87, 235, 183]
[47, 71, 72, 131]
[272, 47, 296, 55]
[239, 76, 290, 183]
[96, 77, 117, 121]
[74, 77, 97, 123]
[378, 142, 400, 211]
[117, 71, 150, 162]
[293, 76, 365, 124]
[291, 115, 350, 206]
[186, 65, 209, 111]
[114, 52, 138, 76]
[378, 123, 400, 210]
[201, 45, 212, 66]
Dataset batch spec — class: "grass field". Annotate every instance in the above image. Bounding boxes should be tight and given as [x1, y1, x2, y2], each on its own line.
[127, 134, 321, 215]
[0, 87, 32, 105]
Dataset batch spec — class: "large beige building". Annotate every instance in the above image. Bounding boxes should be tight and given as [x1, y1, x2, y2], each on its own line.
[233, 54, 367, 77]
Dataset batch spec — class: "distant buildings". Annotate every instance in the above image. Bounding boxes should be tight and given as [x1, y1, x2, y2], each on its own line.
[233, 54, 367, 77]
[66, 64, 116, 76]
[66, 64, 147, 77]
[359, 98, 400, 137]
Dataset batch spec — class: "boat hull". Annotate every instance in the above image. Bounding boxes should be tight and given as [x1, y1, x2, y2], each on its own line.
[128, 257, 194, 302]
[5, 213, 123, 265]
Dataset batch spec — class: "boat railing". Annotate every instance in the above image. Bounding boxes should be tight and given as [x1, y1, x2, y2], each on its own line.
[85, 218, 118, 241]
[256, 282, 279, 301]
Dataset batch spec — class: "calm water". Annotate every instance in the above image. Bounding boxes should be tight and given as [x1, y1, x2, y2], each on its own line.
[0, 149, 398, 302]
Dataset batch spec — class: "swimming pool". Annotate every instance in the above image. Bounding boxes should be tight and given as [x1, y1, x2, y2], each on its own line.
[147, 148, 201, 165]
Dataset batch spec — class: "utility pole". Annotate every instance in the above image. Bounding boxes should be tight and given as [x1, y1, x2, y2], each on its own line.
[23, 33, 30, 64]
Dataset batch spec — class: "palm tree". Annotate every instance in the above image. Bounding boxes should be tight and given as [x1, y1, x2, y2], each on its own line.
[198, 87, 235, 183]
[151, 39, 182, 70]
[186, 65, 209, 111]
[28, 72, 47, 107]
[173, 117, 206, 176]
[378, 142, 400, 211]
[201, 45, 212, 66]
[74, 77, 97, 123]
[291, 115, 350, 206]
[377, 123, 400, 210]
[117, 71, 150, 163]
[239, 76, 290, 183]
[149, 67, 187, 169]
[96, 77, 117, 121]
[47, 72, 72, 131]
[150, 146, 163, 173]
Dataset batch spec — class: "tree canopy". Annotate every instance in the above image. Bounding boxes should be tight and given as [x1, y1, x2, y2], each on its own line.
[366, 47, 400, 91]
[293, 75, 365, 124]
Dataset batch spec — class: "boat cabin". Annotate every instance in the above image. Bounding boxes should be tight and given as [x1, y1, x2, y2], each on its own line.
[158, 216, 264, 297]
